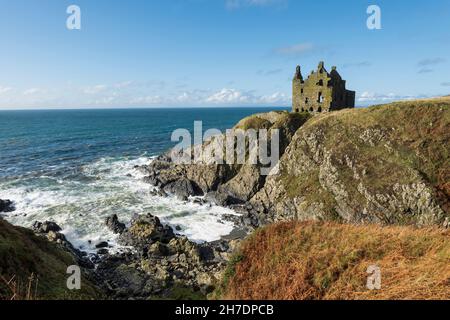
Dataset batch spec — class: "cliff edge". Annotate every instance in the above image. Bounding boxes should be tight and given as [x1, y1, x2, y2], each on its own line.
[144, 97, 450, 228]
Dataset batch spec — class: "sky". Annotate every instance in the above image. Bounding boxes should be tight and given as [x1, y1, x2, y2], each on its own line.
[0, 0, 449, 109]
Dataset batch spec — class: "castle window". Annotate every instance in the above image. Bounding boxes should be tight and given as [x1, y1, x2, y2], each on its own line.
[305, 98, 309, 104]
[318, 106, 322, 112]
[317, 80, 324, 86]
[318, 92, 324, 103]
[309, 107, 314, 112]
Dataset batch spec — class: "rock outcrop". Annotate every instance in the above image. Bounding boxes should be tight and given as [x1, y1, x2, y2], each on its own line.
[0, 199, 15, 213]
[141, 98, 450, 228]
[105, 214, 126, 234]
[96, 213, 240, 299]
[250, 99, 450, 227]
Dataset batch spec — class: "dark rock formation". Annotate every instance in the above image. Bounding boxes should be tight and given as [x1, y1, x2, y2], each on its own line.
[32, 221, 62, 233]
[118, 213, 175, 254]
[0, 199, 15, 213]
[95, 241, 109, 249]
[204, 191, 244, 207]
[139, 111, 309, 230]
[96, 213, 242, 299]
[163, 177, 204, 200]
[105, 214, 126, 234]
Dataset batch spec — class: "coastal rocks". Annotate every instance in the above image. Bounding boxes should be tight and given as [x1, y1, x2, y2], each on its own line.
[118, 213, 175, 253]
[204, 191, 243, 207]
[105, 214, 126, 234]
[163, 177, 204, 200]
[143, 103, 449, 229]
[95, 241, 109, 249]
[0, 199, 15, 213]
[95, 213, 241, 299]
[140, 112, 308, 216]
[32, 221, 62, 234]
[31, 220, 94, 269]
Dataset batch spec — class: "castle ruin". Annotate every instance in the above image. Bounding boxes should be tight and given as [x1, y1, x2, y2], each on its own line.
[292, 62, 355, 113]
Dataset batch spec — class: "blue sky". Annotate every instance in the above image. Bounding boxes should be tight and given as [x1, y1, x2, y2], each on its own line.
[0, 0, 449, 108]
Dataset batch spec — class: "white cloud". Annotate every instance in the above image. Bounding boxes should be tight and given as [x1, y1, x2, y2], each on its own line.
[357, 92, 431, 104]
[206, 88, 289, 105]
[23, 88, 44, 95]
[0, 81, 289, 108]
[259, 92, 289, 104]
[0, 86, 13, 95]
[206, 88, 251, 104]
[83, 85, 108, 94]
[114, 81, 133, 89]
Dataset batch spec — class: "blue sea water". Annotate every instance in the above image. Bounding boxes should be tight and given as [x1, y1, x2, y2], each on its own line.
[0, 107, 286, 250]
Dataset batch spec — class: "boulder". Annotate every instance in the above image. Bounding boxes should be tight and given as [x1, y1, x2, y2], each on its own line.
[95, 241, 109, 249]
[119, 214, 175, 252]
[105, 214, 126, 234]
[162, 178, 203, 199]
[97, 248, 109, 255]
[32, 221, 62, 234]
[204, 191, 243, 207]
[0, 199, 15, 213]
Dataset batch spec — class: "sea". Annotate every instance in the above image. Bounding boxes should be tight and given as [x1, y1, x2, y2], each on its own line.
[0, 107, 287, 252]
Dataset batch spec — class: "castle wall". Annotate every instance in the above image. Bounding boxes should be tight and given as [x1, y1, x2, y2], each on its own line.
[292, 62, 355, 113]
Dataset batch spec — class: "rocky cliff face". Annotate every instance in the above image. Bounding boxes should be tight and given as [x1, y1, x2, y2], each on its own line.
[251, 98, 449, 227]
[144, 111, 309, 200]
[144, 98, 450, 228]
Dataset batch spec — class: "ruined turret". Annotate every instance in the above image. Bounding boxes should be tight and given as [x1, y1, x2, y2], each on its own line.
[293, 65, 303, 81]
[292, 62, 355, 113]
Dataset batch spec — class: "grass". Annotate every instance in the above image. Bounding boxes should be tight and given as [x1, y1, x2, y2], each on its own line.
[217, 221, 450, 300]
[0, 219, 102, 300]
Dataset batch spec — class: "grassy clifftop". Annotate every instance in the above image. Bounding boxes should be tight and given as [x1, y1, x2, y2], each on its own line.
[216, 221, 450, 300]
[0, 219, 101, 300]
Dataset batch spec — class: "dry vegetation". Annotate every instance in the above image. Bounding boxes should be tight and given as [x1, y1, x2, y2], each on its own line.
[0, 274, 38, 300]
[217, 221, 450, 300]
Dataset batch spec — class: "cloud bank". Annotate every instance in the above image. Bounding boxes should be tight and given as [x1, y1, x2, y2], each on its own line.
[0, 82, 290, 109]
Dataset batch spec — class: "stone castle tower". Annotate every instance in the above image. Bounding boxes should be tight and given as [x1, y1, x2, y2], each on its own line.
[292, 62, 355, 113]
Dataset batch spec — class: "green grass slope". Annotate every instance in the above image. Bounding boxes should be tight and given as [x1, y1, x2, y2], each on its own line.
[0, 219, 102, 300]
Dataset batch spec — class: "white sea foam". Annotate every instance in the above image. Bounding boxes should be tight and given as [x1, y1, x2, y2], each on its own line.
[1, 156, 239, 253]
